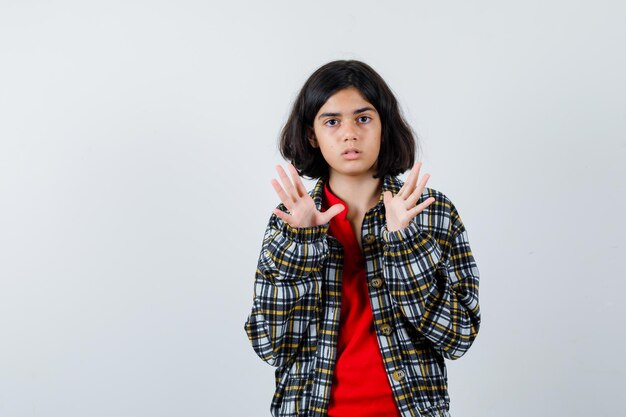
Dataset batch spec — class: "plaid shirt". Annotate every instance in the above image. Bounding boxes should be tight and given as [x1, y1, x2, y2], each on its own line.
[245, 173, 481, 417]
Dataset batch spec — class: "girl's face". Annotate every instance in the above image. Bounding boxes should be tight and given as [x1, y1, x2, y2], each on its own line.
[309, 86, 382, 179]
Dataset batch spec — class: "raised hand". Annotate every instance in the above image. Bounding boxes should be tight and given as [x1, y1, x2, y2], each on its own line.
[271, 163, 345, 228]
[383, 161, 436, 232]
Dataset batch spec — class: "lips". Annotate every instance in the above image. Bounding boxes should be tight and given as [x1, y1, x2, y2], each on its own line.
[342, 148, 361, 160]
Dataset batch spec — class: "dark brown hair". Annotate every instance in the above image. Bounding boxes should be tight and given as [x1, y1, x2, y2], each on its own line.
[279, 60, 420, 181]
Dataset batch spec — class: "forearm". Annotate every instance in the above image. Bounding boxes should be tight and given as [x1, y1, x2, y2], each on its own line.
[244, 212, 328, 366]
[245, 275, 319, 366]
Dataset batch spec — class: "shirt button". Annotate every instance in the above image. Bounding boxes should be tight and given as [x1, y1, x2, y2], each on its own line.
[392, 370, 406, 382]
[370, 277, 384, 289]
[379, 323, 392, 336]
[363, 234, 376, 244]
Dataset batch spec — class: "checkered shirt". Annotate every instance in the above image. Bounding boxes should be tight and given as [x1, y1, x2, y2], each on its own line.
[245, 173, 481, 417]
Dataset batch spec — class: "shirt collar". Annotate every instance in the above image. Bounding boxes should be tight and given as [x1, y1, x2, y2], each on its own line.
[313, 173, 404, 216]
[322, 181, 349, 222]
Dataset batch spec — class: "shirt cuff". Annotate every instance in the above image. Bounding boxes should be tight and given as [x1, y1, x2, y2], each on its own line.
[382, 217, 421, 245]
[281, 221, 330, 243]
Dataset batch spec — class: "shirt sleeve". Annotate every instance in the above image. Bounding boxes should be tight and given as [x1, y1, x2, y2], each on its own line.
[381, 195, 481, 360]
[244, 206, 329, 367]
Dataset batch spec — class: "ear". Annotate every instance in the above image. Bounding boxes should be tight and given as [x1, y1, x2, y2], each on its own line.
[307, 128, 318, 148]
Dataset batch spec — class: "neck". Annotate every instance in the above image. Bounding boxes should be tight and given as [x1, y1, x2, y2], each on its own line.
[327, 172, 382, 219]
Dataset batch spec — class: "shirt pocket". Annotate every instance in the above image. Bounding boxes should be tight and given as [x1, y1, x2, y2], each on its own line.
[404, 343, 449, 407]
[274, 359, 315, 417]
[396, 321, 449, 408]
[279, 374, 313, 416]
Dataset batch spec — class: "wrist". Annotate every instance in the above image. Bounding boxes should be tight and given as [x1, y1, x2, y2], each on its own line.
[382, 218, 419, 244]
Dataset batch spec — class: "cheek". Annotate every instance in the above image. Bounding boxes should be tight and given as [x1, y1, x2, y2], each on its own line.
[320, 143, 339, 156]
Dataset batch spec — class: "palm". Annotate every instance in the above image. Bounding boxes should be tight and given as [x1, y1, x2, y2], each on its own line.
[271, 163, 344, 228]
[383, 162, 436, 232]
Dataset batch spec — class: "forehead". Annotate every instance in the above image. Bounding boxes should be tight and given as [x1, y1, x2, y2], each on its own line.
[317, 86, 376, 112]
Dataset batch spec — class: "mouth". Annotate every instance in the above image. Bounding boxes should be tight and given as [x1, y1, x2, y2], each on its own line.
[342, 148, 361, 160]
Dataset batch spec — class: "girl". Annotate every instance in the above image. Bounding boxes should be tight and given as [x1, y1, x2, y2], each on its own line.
[245, 60, 480, 417]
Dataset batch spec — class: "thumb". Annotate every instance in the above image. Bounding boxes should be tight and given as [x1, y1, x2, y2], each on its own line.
[322, 204, 345, 223]
[383, 191, 392, 206]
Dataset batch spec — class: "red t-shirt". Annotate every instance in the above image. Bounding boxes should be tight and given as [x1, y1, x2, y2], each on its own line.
[323, 182, 400, 417]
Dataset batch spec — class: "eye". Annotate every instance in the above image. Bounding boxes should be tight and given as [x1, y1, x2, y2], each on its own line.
[324, 119, 339, 127]
[358, 116, 371, 123]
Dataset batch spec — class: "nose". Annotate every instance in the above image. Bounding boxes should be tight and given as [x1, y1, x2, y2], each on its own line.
[341, 121, 358, 141]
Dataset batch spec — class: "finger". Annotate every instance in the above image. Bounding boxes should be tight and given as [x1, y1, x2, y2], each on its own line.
[271, 178, 294, 212]
[410, 197, 436, 216]
[321, 204, 345, 223]
[287, 163, 307, 198]
[272, 207, 293, 225]
[383, 190, 392, 205]
[275, 164, 297, 203]
[416, 172, 430, 196]
[406, 173, 430, 207]
[399, 162, 422, 198]
[409, 162, 423, 193]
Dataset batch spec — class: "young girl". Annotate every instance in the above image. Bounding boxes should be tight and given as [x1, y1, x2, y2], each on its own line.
[245, 60, 480, 417]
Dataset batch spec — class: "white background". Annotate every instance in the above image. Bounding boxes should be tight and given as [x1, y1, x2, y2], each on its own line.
[1, 1, 625, 416]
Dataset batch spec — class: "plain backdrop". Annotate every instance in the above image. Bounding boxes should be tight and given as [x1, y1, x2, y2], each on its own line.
[1, 1, 625, 416]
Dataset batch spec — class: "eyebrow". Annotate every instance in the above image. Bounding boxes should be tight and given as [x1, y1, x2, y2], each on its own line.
[317, 106, 376, 119]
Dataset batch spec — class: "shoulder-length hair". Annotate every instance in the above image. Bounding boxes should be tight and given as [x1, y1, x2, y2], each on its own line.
[279, 59, 420, 181]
